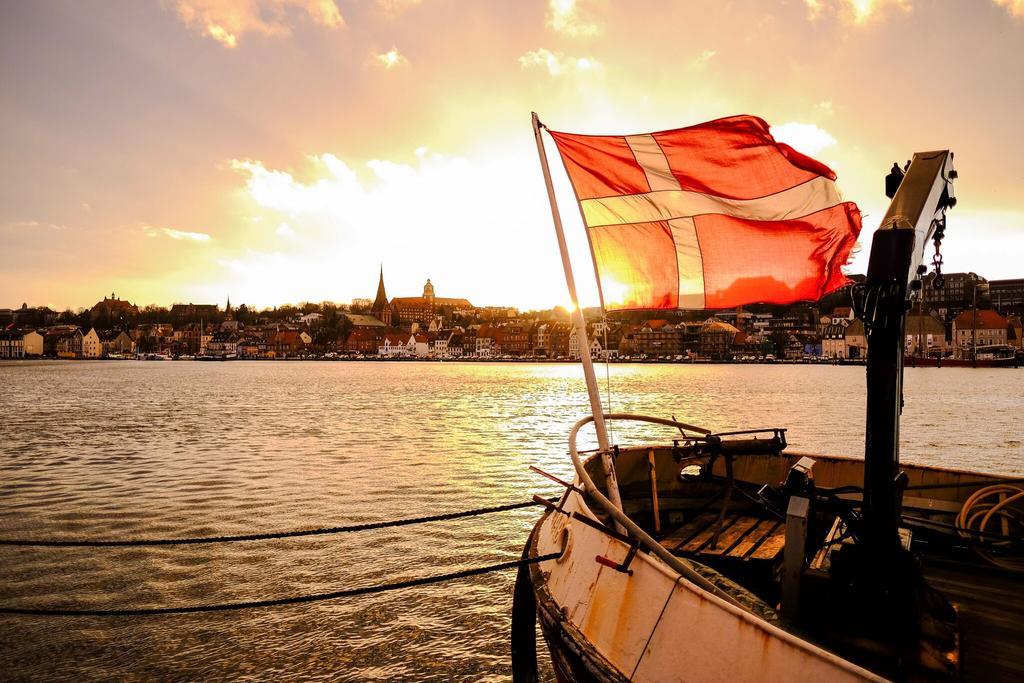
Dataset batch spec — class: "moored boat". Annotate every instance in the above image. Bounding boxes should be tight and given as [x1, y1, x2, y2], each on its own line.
[513, 115, 1023, 682]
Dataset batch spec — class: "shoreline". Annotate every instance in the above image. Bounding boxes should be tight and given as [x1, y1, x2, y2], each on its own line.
[3, 357, 1020, 367]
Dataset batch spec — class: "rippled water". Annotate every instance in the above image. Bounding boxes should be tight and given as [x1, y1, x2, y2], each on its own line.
[1, 361, 1021, 681]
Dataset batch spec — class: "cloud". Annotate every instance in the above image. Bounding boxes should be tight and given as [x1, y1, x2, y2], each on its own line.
[993, 0, 1024, 18]
[162, 227, 212, 242]
[546, 0, 601, 37]
[374, 47, 409, 70]
[770, 122, 837, 156]
[374, 0, 423, 17]
[518, 48, 602, 77]
[276, 222, 295, 236]
[2, 220, 69, 232]
[223, 148, 573, 309]
[690, 49, 716, 69]
[804, 0, 911, 24]
[172, 0, 345, 48]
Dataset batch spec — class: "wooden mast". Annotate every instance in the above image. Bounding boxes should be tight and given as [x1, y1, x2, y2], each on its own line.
[531, 112, 624, 517]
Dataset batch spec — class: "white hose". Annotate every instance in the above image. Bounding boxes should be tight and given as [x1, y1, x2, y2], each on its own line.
[954, 484, 1024, 572]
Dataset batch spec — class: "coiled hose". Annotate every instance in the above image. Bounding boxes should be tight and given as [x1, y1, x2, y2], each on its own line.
[955, 484, 1024, 572]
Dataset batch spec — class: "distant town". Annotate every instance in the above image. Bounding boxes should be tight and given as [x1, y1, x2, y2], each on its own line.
[1, 269, 1022, 363]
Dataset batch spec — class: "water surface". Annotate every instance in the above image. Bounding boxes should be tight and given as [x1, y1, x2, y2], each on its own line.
[1, 361, 1021, 681]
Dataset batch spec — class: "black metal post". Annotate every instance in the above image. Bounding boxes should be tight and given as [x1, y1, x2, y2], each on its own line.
[861, 230, 915, 560]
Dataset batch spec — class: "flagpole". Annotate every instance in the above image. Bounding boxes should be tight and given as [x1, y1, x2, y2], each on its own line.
[532, 112, 624, 517]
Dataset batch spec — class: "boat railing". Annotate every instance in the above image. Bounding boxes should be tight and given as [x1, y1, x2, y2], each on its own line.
[567, 413, 748, 610]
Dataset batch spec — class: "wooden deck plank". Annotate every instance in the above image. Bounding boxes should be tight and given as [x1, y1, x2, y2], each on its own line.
[683, 515, 739, 553]
[702, 516, 762, 556]
[658, 512, 717, 551]
[729, 519, 780, 558]
[750, 522, 787, 560]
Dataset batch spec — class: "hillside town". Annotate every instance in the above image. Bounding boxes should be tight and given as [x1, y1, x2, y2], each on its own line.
[2, 270, 1022, 363]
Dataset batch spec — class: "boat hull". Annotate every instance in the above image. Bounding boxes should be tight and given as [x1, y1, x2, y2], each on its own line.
[526, 476, 885, 682]
[524, 450, 1017, 682]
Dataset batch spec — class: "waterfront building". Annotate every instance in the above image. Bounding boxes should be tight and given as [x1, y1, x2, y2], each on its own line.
[1008, 316, 1023, 350]
[0, 330, 25, 358]
[568, 327, 579, 359]
[921, 272, 988, 319]
[990, 278, 1024, 315]
[904, 314, 947, 358]
[632, 320, 681, 357]
[378, 332, 410, 357]
[429, 331, 450, 357]
[22, 330, 43, 356]
[344, 328, 385, 354]
[101, 330, 135, 356]
[830, 319, 868, 359]
[700, 318, 741, 359]
[952, 309, 1008, 359]
[236, 336, 269, 359]
[409, 333, 429, 357]
[533, 323, 551, 356]
[822, 320, 848, 359]
[207, 330, 240, 357]
[269, 328, 311, 356]
[475, 325, 496, 357]
[497, 323, 531, 356]
[82, 328, 103, 358]
[89, 293, 139, 324]
[46, 327, 83, 358]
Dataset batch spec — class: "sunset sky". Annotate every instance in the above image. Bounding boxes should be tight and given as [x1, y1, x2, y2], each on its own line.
[2, 0, 1022, 312]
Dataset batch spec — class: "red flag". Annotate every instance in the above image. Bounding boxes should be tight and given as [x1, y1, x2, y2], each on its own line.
[548, 115, 861, 310]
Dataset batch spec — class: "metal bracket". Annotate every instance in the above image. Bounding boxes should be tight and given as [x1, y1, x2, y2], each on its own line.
[596, 542, 640, 575]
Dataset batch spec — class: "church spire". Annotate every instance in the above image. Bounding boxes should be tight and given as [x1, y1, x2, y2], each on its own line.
[372, 265, 389, 312]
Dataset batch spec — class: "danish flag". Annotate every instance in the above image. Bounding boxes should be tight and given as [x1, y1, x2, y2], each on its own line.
[548, 115, 861, 310]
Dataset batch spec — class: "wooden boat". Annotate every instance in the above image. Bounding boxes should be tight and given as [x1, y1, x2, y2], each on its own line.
[515, 121, 1023, 681]
[516, 417, 1023, 681]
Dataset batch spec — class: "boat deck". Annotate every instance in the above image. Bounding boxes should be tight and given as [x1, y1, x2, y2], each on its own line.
[657, 512, 1024, 681]
[924, 560, 1024, 681]
[659, 512, 785, 561]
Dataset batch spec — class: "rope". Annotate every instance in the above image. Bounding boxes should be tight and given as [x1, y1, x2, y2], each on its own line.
[0, 552, 561, 617]
[0, 499, 552, 548]
[954, 484, 1024, 572]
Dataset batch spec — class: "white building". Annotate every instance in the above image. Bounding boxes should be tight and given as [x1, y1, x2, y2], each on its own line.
[82, 328, 103, 358]
[0, 331, 24, 358]
[22, 330, 44, 356]
[476, 335, 495, 357]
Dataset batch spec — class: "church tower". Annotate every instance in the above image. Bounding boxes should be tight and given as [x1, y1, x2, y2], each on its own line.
[372, 266, 392, 325]
[423, 278, 435, 305]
